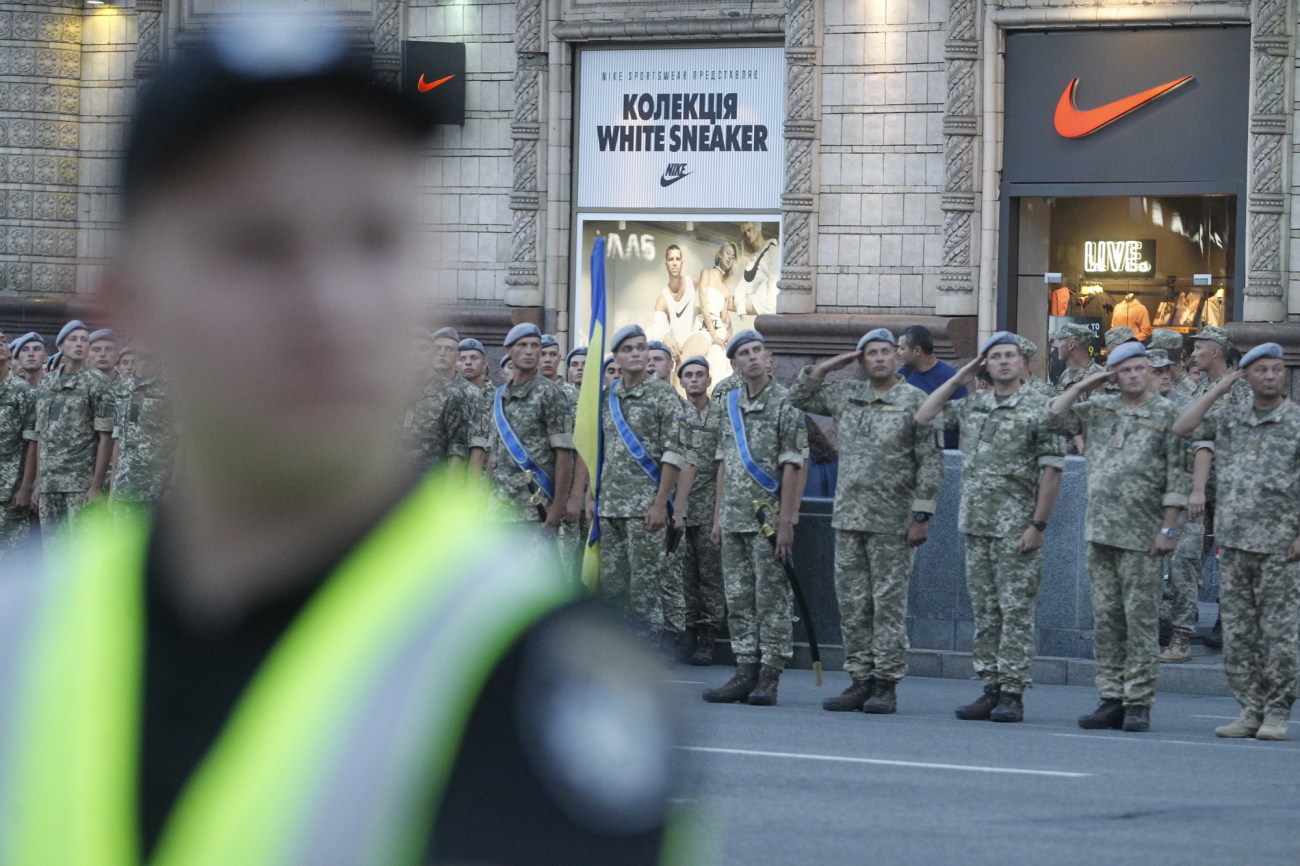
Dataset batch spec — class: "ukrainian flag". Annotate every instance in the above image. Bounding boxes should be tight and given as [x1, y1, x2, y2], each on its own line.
[573, 238, 607, 591]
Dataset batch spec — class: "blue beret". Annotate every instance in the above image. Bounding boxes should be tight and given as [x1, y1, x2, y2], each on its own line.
[566, 346, 588, 364]
[498, 354, 512, 369]
[430, 327, 459, 343]
[55, 320, 87, 347]
[980, 330, 1021, 356]
[602, 355, 616, 373]
[1106, 341, 1147, 368]
[46, 351, 62, 370]
[540, 333, 559, 349]
[646, 340, 671, 355]
[726, 329, 765, 359]
[118, 346, 135, 358]
[677, 355, 709, 376]
[1239, 342, 1283, 369]
[503, 323, 543, 348]
[458, 338, 486, 355]
[610, 324, 646, 352]
[88, 329, 117, 344]
[856, 328, 896, 351]
[11, 332, 43, 353]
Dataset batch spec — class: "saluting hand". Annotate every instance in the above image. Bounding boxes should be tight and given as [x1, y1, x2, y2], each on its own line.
[1080, 370, 1116, 392]
[952, 355, 985, 387]
[812, 351, 860, 378]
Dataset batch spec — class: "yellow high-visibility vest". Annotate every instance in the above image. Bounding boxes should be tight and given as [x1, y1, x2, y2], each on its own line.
[0, 475, 577, 866]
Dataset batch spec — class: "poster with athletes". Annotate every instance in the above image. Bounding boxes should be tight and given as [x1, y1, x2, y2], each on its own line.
[576, 47, 785, 211]
[574, 216, 781, 383]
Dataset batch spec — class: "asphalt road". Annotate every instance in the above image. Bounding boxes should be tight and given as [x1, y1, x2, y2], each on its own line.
[669, 665, 1300, 866]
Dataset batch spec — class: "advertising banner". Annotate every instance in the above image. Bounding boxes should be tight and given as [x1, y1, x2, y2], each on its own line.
[576, 46, 785, 211]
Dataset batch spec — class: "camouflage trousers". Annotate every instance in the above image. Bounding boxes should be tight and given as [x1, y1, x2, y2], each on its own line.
[1161, 513, 1208, 635]
[598, 517, 668, 632]
[1219, 547, 1300, 718]
[38, 491, 89, 545]
[720, 531, 792, 670]
[1087, 542, 1162, 707]
[965, 533, 1042, 692]
[834, 529, 914, 684]
[0, 504, 33, 556]
[680, 525, 725, 629]
[556, 515, 589, 589]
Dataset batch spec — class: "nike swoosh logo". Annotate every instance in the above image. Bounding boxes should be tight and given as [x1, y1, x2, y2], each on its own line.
[417, 74, 455, 93]
[1054, 75, 1192, 138]
[659, 171, 691, 188]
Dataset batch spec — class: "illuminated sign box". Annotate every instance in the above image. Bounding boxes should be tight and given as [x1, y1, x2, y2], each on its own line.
[1082, 238, 1156, 277]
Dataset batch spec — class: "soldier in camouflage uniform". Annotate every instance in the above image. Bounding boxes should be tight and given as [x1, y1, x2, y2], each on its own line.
[430, 327, 483, 477]
[484, 323, 573, 531]
[402, 328, 471, 474]
[596, 324, 685, 642]
[116, 346, 137, 384]
[0, 338, 36, 553]
[1051, 323, 1104, 393]
[540, 334, 581, 406]
[710, 370, 742, 401]
[673, 356, 726, 665]
[457, 338, 494, 472]
[1174, 343, 1300, 741]
[790, 328, 943, 715]
[1016, 336, 1056, 398]
[88, 329, 120, 381]
[1149, 329, 1191, 394]
[916, 332, 1064, 723]
[11, 332, 47, 389]
[702, 332, 806, 706]
[34, 320, 117, 534]
[644, 339, 690, 647]
[110, 348, 177, 522]
[1047, 342, 1190, 733]
[566, 346, 587, 388]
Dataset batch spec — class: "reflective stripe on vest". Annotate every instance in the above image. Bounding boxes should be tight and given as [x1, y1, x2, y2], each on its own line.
[0, 473, 575, 866]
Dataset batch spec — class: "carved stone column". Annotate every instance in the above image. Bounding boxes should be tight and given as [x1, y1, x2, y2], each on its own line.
[1244, 0, 1292, 321]
[506, 0, 545, 307]
[777, 0, 816, 313]
[937, 0, 980, 317]
[371, 0, 401, 87]
[134, 0, 163, 81]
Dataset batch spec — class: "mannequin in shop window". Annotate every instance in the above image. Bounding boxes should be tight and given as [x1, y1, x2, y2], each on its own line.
[1069, 284, 1116, 330]
[1174, 290, 1203, 327]
[1202, 286, 1226, 327]
[1111, 292, 1151, 342]
[1049, 284, 1073, 317]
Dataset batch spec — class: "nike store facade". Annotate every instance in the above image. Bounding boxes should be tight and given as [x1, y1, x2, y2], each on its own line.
[999, 26, 1250, 378]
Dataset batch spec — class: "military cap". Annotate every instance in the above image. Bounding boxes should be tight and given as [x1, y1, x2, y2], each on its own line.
[118, 346, 135, 359]
[646, 340, 672, 356]
[1106, 341, 1147, 368]
[979, 330, 1021, 356]
[46, 351, 62, 371]
[1147, 348, 1173, 369]
[602, 355, 617, 374]
[503, 322, 543, 348]
[726, 329, 765, 359]
[1148, 329, 1184, 352]
[10, 332, 43, 353]
[88, 328, 117, 344]
[1017, 336, 1038, 361]
[540, 333, 559, 349]
[1190, 325, 1232, 352]
[1104, 326, 1135, 348]
[1239, 342, 1283, 369]
[55, 320, 88, 347]
[430, 326, 459, 344]
[1051, 323, 1093, 344]
[458, 338, 486, 356]
[677, 355, 709, 376]
[609, 324, 646, 352]
[856, 328, 896, 351]
[566, 346, 588, 364]
[498, 354, 512, 369]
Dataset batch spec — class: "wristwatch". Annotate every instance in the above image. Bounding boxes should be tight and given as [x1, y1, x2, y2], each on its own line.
[912, 512, 931, 523]
[1028, 520, 1047, 533]
[1160, 527, 1178, 540]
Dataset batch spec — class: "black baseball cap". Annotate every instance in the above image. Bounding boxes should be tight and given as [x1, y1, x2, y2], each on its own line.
[122, 18, 436, 216]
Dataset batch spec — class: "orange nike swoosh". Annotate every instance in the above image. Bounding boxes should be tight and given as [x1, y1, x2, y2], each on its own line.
[1054, 75, 1193, 138]
[417, 74, 455, 93]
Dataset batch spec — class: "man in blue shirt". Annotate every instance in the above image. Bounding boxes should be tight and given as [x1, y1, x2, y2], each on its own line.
[898, 324, 967, 449]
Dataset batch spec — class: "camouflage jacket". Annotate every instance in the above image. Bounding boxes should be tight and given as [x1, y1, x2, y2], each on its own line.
[35, 365, 116, 493]
[598, 375, 685, 519]
[715, 379, 806, 534]
[1189, 369, 1255, 501]
[1189, 399, 1300, 555]
[402, 374, 471, 473]
[710, 372, 743, 401]
[112, 374, 177, 505]
[1046, 393, 1190, 551]
[468, 380, 494, 452]
[939, 385, 1064, 538]
[486, 373, 574, 522]
[1023, 377, 1056, 398]
[684, 397, 722, 527]
[1054, 361, 1104, 395]
[0, 373, 34, 498]
[789, 370, 942, 534]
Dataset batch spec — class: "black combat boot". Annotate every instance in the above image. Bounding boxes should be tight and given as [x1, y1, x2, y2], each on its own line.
[823, 678, 874, 712]
[688, 625, 717, 666]
[747, 665, 782, 706]
[989, 691, 1024, 723]
[702, 663, 759, 703]
[1122, 704, 1150, 732]
[862, 679, 898, 715]
[1077, 698, 1125, 729]
[955, 683, 1000, 720]
[1204, 614, 1223, 649]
